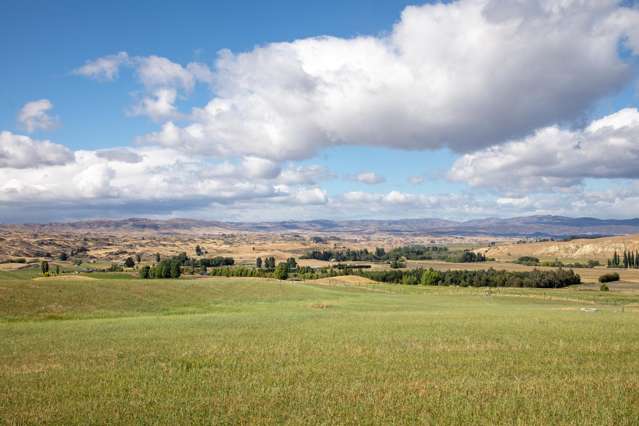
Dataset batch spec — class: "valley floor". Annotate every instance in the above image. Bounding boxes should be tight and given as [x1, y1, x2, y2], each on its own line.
[1, 275, 639, 424]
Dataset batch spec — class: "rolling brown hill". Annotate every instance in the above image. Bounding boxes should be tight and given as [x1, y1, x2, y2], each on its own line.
[482, 234, 639, 261]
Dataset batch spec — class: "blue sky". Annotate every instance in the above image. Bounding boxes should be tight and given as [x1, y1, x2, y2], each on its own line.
[1, 0, 639, 222]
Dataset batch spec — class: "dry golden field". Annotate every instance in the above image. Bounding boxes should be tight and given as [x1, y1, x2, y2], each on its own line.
[0, 224, 509, 264]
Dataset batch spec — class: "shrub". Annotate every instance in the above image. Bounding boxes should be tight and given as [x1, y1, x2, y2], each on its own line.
[598, 273, 620, 283]
[516, 256, 540, 266]
[0, 258, 27, 264]
[200, 256, 235, 267]
[108, 264, 124, 272]
[274, 263, 289, 280]
[455, 251, 486, 263]
[139, 265, 151, 279]
[421, 269, 442, 286]
[600, 284, 610, 292]
[40, 260, 49, 275]
[389, 259, 406, 269]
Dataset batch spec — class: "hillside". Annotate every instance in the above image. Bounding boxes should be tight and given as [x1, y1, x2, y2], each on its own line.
[5, 215, 639, 237]
[483, 234, 639, 261]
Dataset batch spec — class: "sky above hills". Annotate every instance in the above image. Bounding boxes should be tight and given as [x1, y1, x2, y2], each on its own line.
[1, 0, 639, 223]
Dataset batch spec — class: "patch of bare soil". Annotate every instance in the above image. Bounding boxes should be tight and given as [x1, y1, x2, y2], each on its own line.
[33, 275, 97, 281]
[312, 275, 378, 286]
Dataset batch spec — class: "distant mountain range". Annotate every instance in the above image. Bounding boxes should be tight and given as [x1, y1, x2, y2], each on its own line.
[13, 215, 639, 238]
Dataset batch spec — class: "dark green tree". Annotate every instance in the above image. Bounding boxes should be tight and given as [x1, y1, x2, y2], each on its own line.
[286, 257, 297, 270]
[256, 257, 263, 268]
[139, 265, 151, 279]
[40, 260, 49, 275]
[420, 268, 442, 285]
[264, 256, 276, 270]
[124, 257, 135, 268]
[274, 262, 289, 280]
[170, 261, 181, 278]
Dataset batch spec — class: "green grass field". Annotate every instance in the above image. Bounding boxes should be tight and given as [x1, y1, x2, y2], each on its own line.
[2, 274, 639, 424]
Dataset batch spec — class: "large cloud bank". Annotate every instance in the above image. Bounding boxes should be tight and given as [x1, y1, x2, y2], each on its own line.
[2, 0, 639, 221]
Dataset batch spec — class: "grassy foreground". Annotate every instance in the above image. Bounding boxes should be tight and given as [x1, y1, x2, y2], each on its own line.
[1, 275, 639, 424]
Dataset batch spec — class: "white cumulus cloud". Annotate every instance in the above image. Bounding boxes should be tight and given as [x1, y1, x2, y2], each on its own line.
[0, 131, 73, 169]
[449, 108, 639, 191]
[142, 0, 639, 160]
[354, 171, 385, 185]
[73, 51, 130, 81]
[18, 99, 58, 133]
[74, 53, 214, 120]
[129, 88, 179, 121]
[133, 55, 197, 91]
[241, 156, 281, 179]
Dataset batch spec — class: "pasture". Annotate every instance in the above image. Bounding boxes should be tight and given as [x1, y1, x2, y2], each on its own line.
[1, 273, 639, 424]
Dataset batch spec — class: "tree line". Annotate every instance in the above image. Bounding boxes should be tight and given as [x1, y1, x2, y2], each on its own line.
[138, 253, 301, 280]
[515, 256, 600, 268]
[357, 268, 581, 288]
[199, 264, 580, 288]
[608, 250, 639, 269]
[139, 252, 236, 279]
[300, 245, 486, 263]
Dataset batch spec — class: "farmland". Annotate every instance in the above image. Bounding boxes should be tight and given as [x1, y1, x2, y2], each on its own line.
[2, 271, 639, 424]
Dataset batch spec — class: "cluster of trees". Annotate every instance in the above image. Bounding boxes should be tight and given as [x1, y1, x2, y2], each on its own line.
[137, 251, 303, 280]
[300, 248, 383, 262]
[256, 256, 277, 269]
[386, 245, 448, 260]
[389, 259, 406, 269]
[255, 257, 297, 272]
[139, 252, 237, 279]
[453, 251, 486, 263]
[334, 263, 371, 270]
[608, 250, 639, 268]
[40, 260, 61, 276]
[199, 257, 235, 267]
[357, 268, 581, 288]
[206, 266, 272, 278]
[206, 258, 299, 280]
[301, 245, 486, 264]
[212, 264, 362, 281]
[542, 259, 600, 268]
[515, 257, 600, 268]
[515, 256, 540, 266]
[139, 259, 181, 279]
[136, 253, 301, 280]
